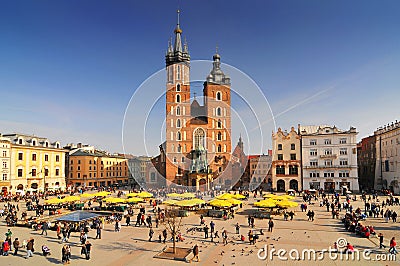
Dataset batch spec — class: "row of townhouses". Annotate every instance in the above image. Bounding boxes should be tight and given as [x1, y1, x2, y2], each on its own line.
[269, 125, 358, 193]
[1, 120, 399, 194]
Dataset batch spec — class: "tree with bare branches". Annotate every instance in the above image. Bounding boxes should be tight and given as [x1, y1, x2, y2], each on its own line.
[163, 208, 183, 254]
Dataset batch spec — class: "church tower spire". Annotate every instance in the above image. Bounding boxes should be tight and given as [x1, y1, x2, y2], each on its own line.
[174, 10, 183, 52]
[166, 9, 190, 67]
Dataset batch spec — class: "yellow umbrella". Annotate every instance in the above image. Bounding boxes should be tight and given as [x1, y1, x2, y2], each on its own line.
[216, 193, 234, 200]
[175, 200, 196, 207]
[81, 193, 94, 198]
[62, 196, 81, 202]
[126, 192, 138, 198]
[105, 197, 125, 204]
[208, 199, 233, 208]
[232, 194, 246, 199]
[180, 192, 196, 198]
[268, 195, 287, 201]
[167, 193, 181, 198]
[190, 198, 205, 205]
[277, 200, 298, 208]
[163, 199, 178, 205]
[254, 199, 277, 208]
[125, 197, 144, 203]
[175, 198, 205, 207]
[137, 191, 153, 198]
[45, 198, 63, 204]
[93, 191, 111, 197]
[226, 198, 242, 205]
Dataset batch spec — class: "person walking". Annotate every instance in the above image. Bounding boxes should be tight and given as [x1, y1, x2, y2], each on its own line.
[378, 233, 385, 248]
[25, 238, 34, 259]
[115, 220, 121, 232]
[210, 221, 215, 234]
[268, 218, 274, 232]
[95, 225, 102, 239]
[2, 240, 10, 256]
[85, 241, 92, 260]
[222, 230, 228, 245]
[56, 223, 62, 240]
[389, 237, 398, 254]
[5, 229, 12, 251]
[189, 244, 200, 262]
[162, 229, 167, 243]
[149, 228, 154, 242]
[41, 221, 48, 236]
[204, 225, 209, 239]
[13, 238, 20, 256]
[65, 244, 71, 264]
[235, 223, 240, 234]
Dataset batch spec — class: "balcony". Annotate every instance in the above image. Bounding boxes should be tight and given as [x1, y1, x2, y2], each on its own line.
[319, 154, 337, 159]
[303, 165, 357, 169]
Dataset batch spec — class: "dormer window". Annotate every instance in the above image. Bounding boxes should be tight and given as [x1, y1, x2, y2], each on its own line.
[32, 140, 36, 146]
[45, 142, 49, 147]
[18, 139, 22, 145]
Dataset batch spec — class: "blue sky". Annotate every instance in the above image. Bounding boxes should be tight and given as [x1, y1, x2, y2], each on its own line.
[1, 0, 399, 155]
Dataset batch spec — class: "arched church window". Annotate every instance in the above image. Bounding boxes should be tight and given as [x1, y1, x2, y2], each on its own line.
[177, 131, 181, 140]
[176, 106, 181, 115]
[176, 119, 181, 128]
[194, 128, 206, 150]
[176, 94, 181, 103]
[177, 144, 181, 153]
[176, 84, 181, 92]
[217, 119, 222, 128]
[216, 91, 222, 101]
[217, 132, 222, 141]
[217, 144, 222, 153]
[216, 107, 222, 116]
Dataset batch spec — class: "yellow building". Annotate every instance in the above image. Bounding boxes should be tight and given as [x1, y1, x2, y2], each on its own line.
[67, 149, 129, 188]
[3, 133, 67, 193]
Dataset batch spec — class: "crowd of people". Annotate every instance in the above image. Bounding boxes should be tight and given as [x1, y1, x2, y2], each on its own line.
[0, 187, 399, 264]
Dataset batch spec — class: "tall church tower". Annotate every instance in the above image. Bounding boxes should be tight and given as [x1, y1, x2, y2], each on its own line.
[203, 52, 232, 183]
[165, 10, 191, 184]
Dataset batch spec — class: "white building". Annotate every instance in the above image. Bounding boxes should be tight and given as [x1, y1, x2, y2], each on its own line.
[0, 136, 11, 194]
[300, 125, 359, 192]
[248, 154, 272, 191]
[128, 156, 152, 187]
[374, 120, 400, 194]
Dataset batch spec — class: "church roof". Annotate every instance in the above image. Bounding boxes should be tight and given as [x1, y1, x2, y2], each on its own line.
[190, 116, 208, 125]
[191, 100, 206, 118]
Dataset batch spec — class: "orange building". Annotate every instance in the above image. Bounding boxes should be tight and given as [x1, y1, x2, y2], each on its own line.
[154, 11, 232, 190]
[67, 149, 129, 188]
